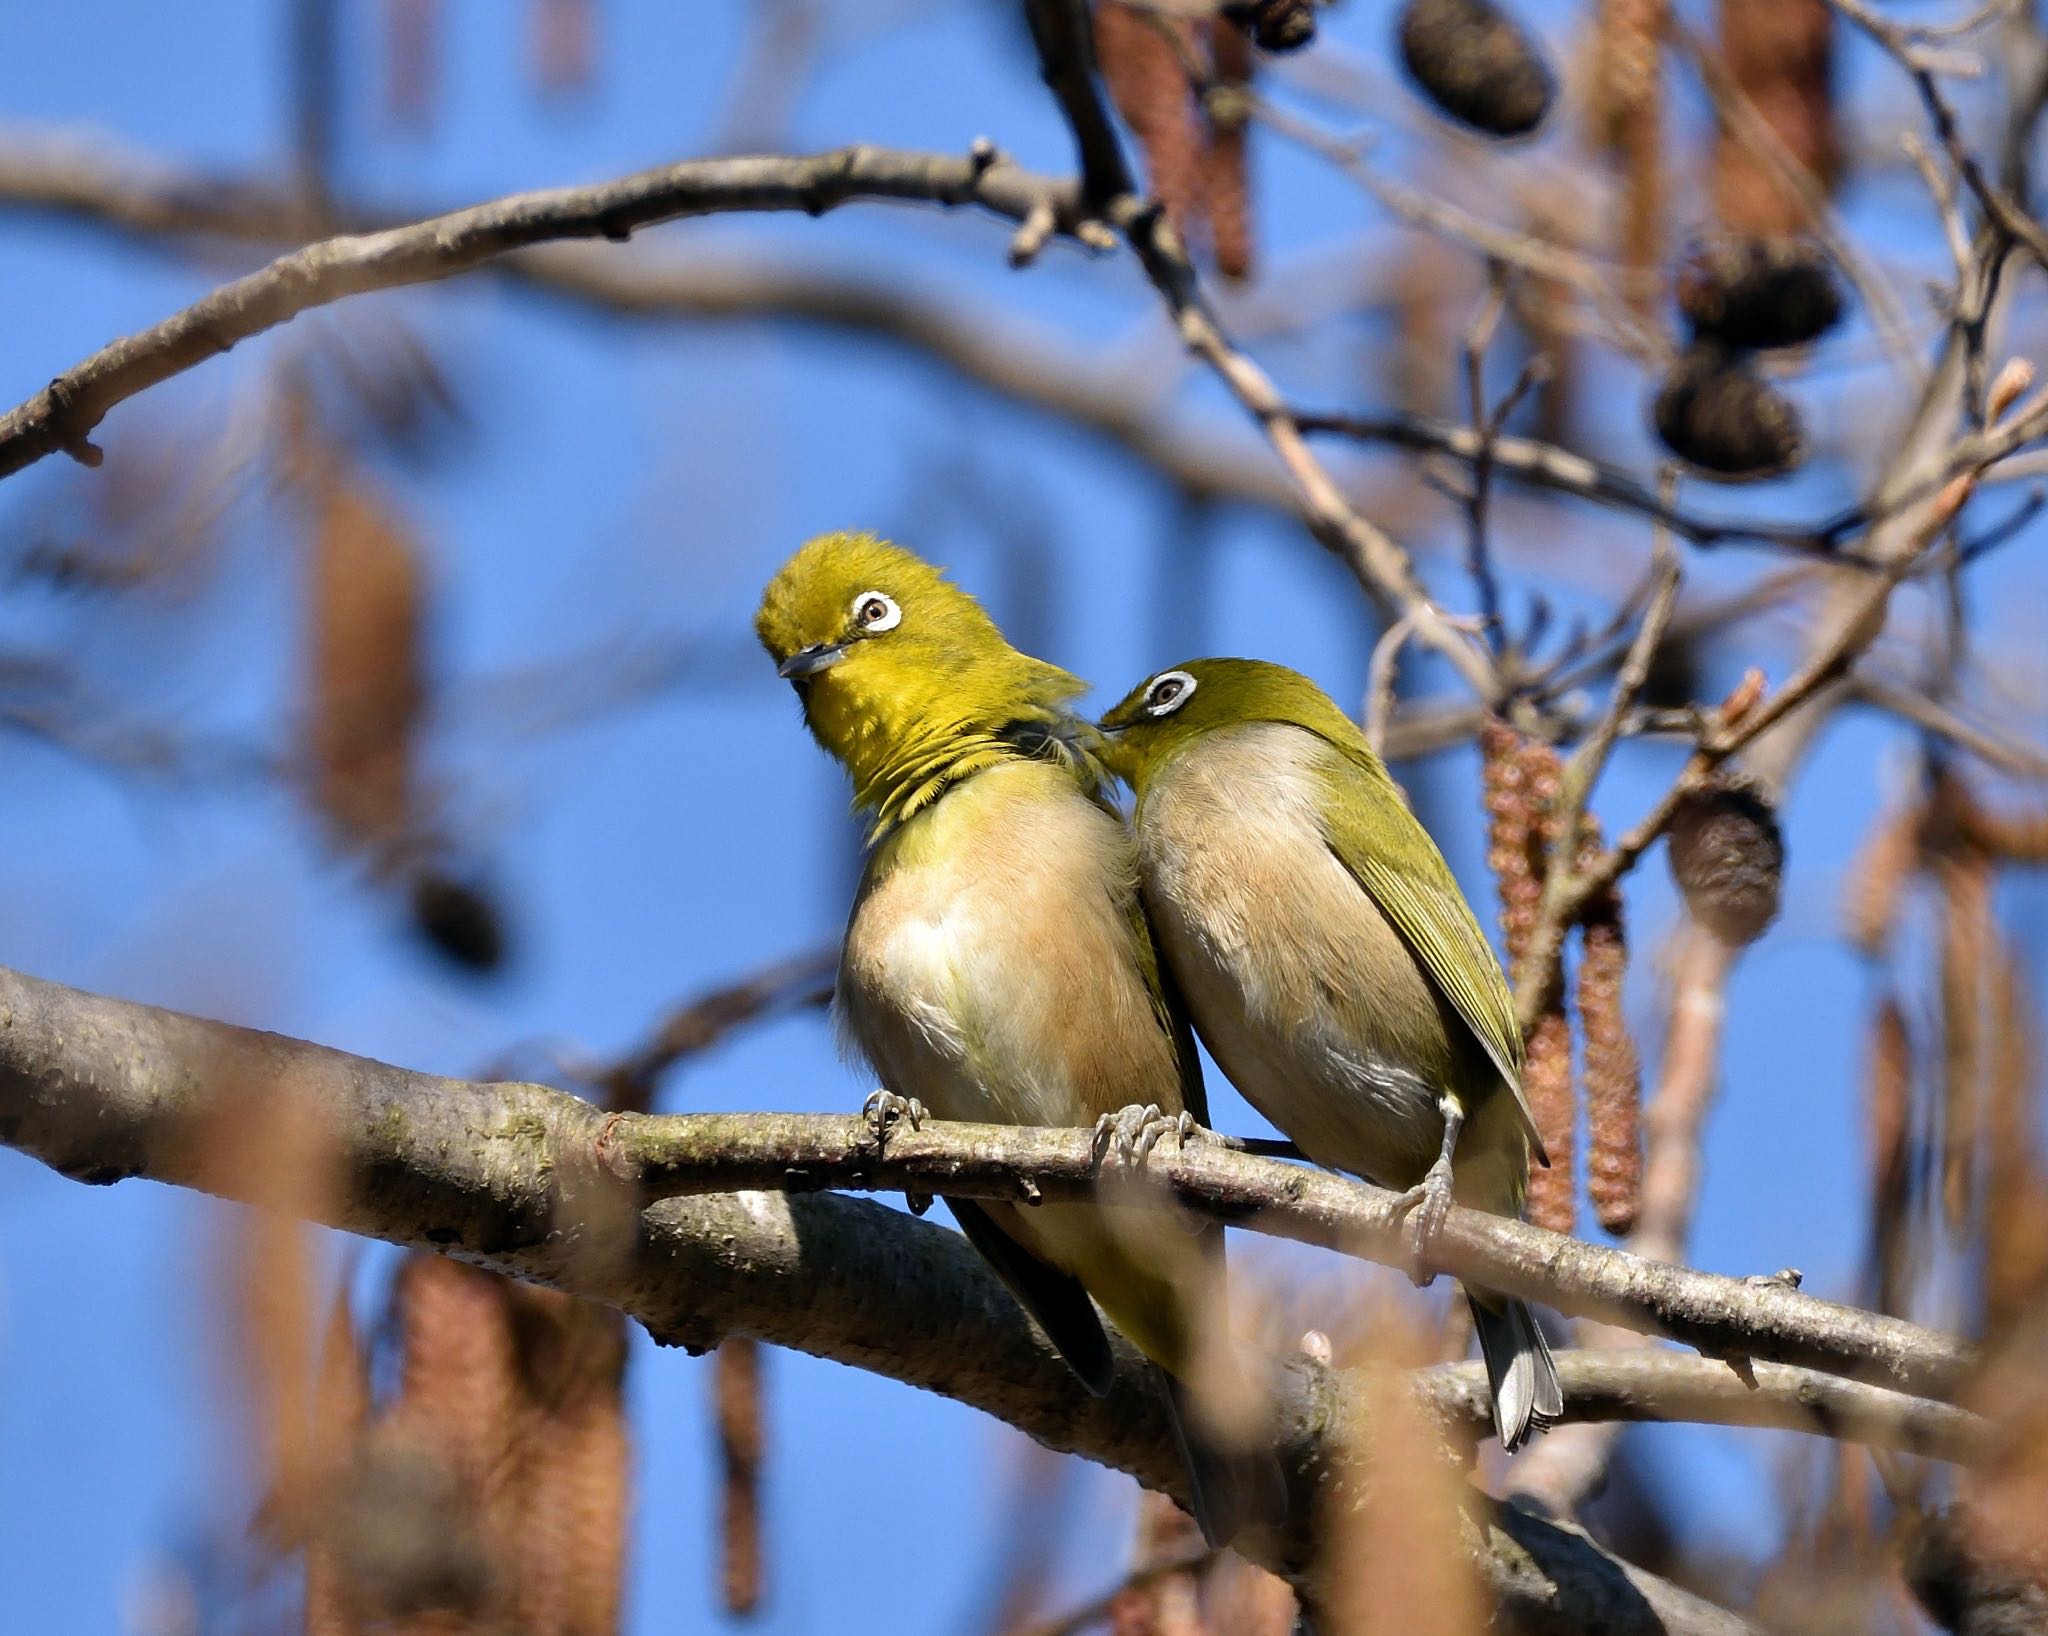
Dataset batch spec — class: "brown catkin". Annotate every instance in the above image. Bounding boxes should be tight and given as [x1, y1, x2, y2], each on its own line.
[1094, 2, 1204, 246]
[1480, 719, 1554, 971]
[1982, 955, 2048, 1340]
[390, 1258, 522, 1488]
[385, 0, 438, 129]
[532, 0, 596, 97]
[1712, 0, 1838, 234]
[1864, 997, 1915, 1316]
[1509, 198, 1575, 446]
[1524, 1007, 1577, 1236]
[303, 456, 425, 862]
[504, 1290, 631, 1636]
[1482, 720, 1574, 1229]
[1938, 852, 1995, 1231]
[304, 1290, 371, 1636]
[1959, 801, 2048, 865]
[1110, 1489, 1208, 1636]
[1592, 0, 1665, 297]
[715, 1337, 766, 1617]
[1843, 801, 1924, 956]
[1203, 16, 1255, 281]
[1578, 885, 1642, 1235]
[378, 1258, 524, 1636]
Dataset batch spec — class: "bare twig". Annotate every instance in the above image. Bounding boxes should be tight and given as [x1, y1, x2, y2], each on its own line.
[0, 143, 1090, 481]
[596, 948, 838, 1112]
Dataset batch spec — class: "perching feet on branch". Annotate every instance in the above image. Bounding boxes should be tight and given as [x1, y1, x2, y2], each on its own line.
[862, 1088, 926, 1148]
[1092, 1103, 1195, 1168]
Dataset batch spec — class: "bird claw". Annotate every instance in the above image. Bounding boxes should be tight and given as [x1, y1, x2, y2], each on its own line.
[1391, 1157, 1456, 1287]
[862, 1089, 926, 1149]
[1091, 1104, 1194, 1168]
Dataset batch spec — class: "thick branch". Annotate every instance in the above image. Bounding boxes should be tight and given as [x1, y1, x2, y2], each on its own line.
[0, 960, 1766, 1634]
[0, 142, 1080, 481]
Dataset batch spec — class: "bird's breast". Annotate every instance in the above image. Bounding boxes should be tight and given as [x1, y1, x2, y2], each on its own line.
[840, 762, 1182, 1129]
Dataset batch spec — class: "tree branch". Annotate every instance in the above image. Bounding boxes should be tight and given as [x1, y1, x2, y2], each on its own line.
[0, 142, 1083, 481]
[0, 959, 1778, 1633]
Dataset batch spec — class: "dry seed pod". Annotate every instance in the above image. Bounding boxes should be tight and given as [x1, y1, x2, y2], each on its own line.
[503, 1290, 631, 1636]
[1094, 2, 1205, 241]
[322, 1433, 496, 1623]
[1204, 17, 1256, 281]
[388, 1255, 523, 1535]
[1981, 955, 2048, 1338]
[1863, 997, 1915, 1315]
[1937, 852, 1994, 1231]
[532, 0, 596, 98]
[1712, 0, 1838, 235]
[1222, 0, 1317, 52]
[1667, 772, 1785, 946]
[1523, 1008, 1577, 1235]
[1676, 235, 1843, 350]
[1958, 799, 2048, 865]
[1480, 719, 1556, 967]
[1653, 344, 1804, 479]
[1578, 889, 1642, 1235]
[305, 467, 425, 855]
[1590, 0, 1665, 292]
[716, 1337, 766, 1617]
[1396, 0, 1556, 139]
[1844, 801, 1923, 955]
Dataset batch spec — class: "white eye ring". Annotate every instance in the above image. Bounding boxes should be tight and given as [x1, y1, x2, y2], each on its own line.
[850, 589, 901, 633]
[1144, 669, 1197, 716]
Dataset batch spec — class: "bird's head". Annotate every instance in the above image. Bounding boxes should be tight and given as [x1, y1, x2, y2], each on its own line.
[1099, 657, 1359, 791]
[756, 531, 1090, 813]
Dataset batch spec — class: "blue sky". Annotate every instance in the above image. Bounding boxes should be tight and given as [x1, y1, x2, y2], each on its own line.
[1, 1, 2043, 1631]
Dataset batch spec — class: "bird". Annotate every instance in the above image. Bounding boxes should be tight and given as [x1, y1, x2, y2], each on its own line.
[1097, 656, 1562, 1451]
[755, 532, 1283, 1542]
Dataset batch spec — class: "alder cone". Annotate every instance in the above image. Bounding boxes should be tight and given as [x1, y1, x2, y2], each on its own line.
[408, 868, 508, 974]
[1222, 0, 1317, 51]
[1396, 0, 1556, 138]
[1677, 235, 1843, 350]
[1668, 773, 1785, 945]
[1653, 345, 1804, 479]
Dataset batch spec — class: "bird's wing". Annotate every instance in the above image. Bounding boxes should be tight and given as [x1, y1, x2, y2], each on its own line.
[1125, 888, 1211, 1128]
[1317, 741, 1546, 1161]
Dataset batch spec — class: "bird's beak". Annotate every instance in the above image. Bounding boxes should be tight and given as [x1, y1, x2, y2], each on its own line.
[777, 642, 847, 681]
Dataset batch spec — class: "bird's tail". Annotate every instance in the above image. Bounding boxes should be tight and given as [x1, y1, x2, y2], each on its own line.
[1157, 1365, 1290, 1548]
[1467, 1291, 1563, 1453]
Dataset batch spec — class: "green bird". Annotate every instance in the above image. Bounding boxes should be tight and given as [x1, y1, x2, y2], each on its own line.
[756, 533, 1282, 1543]
[1098, 657, 1562, 1451]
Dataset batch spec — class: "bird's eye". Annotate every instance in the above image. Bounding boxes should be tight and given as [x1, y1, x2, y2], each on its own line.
[1144, 670, 1197, 716]
[850, 590, 902, 632]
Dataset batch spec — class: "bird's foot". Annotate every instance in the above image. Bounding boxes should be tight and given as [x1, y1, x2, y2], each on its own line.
[1091, 1104, 1193, 1168]
[1390, 1157, 1456, 1287]
[862, 1089, 926, 1150]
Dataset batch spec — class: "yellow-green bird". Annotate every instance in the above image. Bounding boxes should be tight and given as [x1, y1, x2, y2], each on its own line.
[1099, 658, 1562, 1451]
[755, 533, 1281, 1543]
